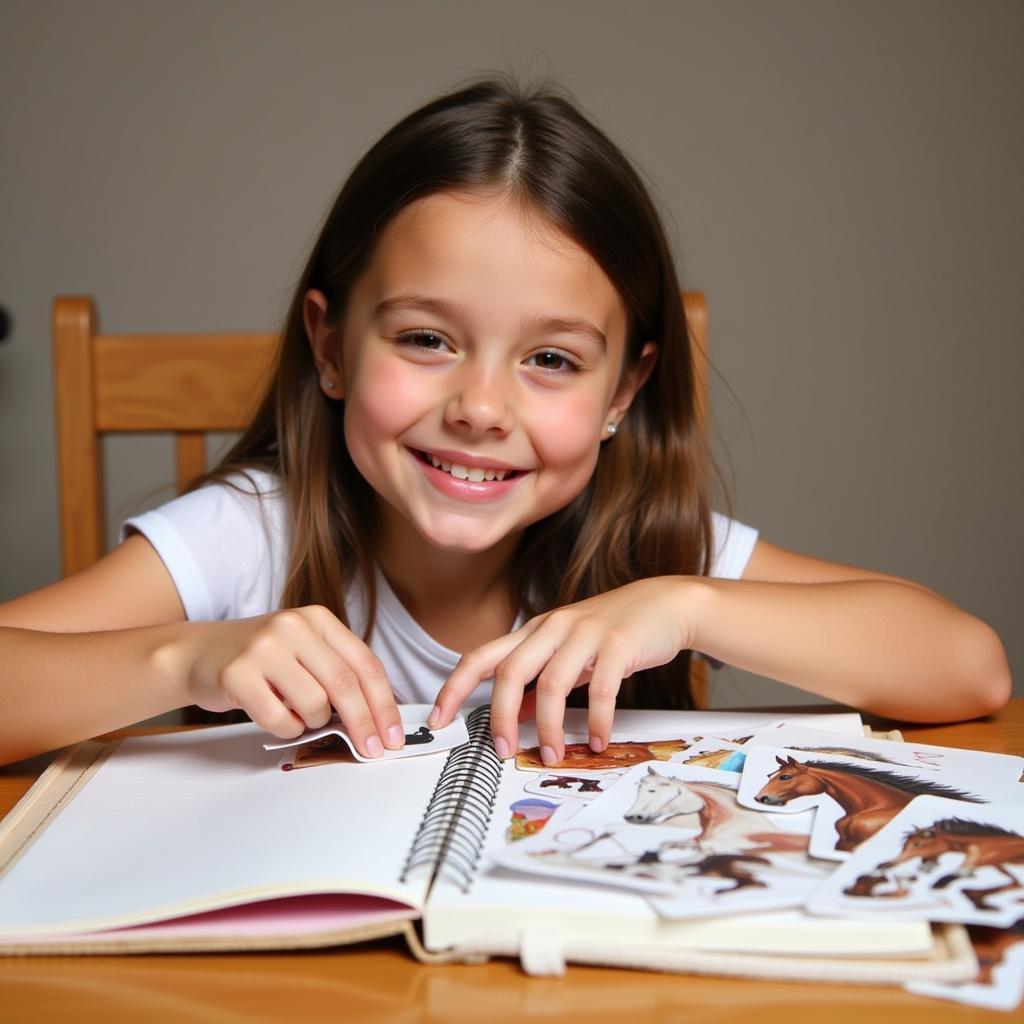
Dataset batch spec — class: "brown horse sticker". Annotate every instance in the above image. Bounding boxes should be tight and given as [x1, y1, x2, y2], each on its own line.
[751, 753, 985, 854]
[808, 796, 1024, 929]
[879, 817, 1024, 911]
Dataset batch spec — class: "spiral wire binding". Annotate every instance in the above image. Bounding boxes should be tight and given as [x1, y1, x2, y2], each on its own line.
[399, 705, 503, 893]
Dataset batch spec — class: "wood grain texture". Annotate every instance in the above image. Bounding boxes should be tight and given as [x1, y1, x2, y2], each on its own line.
[92, 333, 276, 431]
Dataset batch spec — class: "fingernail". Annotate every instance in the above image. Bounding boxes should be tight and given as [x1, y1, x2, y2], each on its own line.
[590, 736, 607, 754]
[366, 735, 383, 758]
[494, 736, 511, 760]
[387, 725, 404, 748]
[540, 745, 559, 767]
[427, 705, 441, 727]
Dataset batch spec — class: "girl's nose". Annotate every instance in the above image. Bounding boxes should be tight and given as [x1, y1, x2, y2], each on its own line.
[444, 369, 515, 435]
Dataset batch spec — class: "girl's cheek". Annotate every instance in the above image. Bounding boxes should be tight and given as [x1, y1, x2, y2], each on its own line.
[346, 359, 428, 435]
[530, 392, 604, 471]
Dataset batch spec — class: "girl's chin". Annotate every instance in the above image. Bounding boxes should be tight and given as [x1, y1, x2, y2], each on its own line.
[417, 530, 513, 555]
[413, 518, 523, 555]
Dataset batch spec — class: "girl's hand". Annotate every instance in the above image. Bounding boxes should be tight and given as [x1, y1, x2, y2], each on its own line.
[430, 579, 696, 766]
[174, 606, 404, 758]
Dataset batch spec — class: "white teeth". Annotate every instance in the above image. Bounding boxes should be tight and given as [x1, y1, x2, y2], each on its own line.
[423, 451, 511, 483]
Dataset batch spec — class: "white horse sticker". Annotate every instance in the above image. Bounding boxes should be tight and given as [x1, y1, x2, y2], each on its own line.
[625, 766, 704, 828]
[624, 767, 811, 855]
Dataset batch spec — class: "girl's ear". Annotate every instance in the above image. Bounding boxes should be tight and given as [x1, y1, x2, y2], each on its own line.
[606, 342, 659, 433]
[304, 289, 345, 400]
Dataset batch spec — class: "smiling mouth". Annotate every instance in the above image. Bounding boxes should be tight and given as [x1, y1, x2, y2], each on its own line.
[412, 449, 525, 483]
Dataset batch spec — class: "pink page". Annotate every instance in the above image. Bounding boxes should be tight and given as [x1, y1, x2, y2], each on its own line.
[9, 893, 415, 945]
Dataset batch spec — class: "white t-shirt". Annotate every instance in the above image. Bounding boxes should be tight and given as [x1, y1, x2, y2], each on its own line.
[122, 470, 758, 705]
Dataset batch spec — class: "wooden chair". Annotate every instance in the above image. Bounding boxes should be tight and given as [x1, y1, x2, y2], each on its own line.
[52, 296, 277, 577]
[52, 292, 710, 704]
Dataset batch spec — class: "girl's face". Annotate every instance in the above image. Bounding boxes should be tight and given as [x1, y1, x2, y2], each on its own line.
[307, 190, 655, 557]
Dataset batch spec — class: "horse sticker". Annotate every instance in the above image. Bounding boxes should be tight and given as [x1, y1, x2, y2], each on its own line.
[878, 818, 1024, 912]
[737, 746, 1016, 860]
[515, 738, 693, 772]
[808, 795, 1024, 929]
[264, 705, 470, 766]
[522, 771, 621, 802]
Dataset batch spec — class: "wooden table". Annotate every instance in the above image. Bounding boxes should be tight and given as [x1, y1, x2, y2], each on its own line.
[1, 702, 1021, 1023]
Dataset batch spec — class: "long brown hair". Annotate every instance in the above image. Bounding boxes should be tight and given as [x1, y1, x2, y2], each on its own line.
[201, 77, 712, 710]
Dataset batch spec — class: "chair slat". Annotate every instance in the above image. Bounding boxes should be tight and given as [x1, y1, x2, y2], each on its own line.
[176, 433, 207, 493]
[93, 334, 276, 431]
[684, 290, 709, 430]
[53, 298, 105, 576]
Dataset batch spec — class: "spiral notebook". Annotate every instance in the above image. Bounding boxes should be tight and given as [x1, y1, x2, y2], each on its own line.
[0, 706, 975, 984]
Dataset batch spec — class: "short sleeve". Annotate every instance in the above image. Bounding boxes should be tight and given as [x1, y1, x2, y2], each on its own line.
[120, 470, 288, 621]
[708, 511, 759, 580]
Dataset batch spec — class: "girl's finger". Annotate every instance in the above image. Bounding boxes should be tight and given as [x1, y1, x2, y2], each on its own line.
[273, 611, 385, 755]
[317, 659, 388, 758]
[488, 628, 569, 759]
[307, 607, 404, 754]
[531, 632, 600, 765]
[263, 658, 333, 729]
[224, 663, 305, 739]
[584, 648, 629, 755]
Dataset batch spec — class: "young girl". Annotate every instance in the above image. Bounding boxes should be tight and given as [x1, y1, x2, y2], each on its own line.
[0, 78, 1010, 767]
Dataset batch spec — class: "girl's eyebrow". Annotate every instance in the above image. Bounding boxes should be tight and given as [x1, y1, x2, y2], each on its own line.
[374, 293, 607, 351]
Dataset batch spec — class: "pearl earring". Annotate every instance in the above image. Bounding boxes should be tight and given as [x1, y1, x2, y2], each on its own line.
[606, 422, 618, 436]
[325, 380, 335, 390]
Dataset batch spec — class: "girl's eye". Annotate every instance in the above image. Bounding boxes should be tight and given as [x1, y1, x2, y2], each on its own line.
[397, 330, 449, 352]
[526, 350, 582, 374]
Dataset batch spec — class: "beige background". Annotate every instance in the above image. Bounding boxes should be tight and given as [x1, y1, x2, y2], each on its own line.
[1, 1, 1020, 707]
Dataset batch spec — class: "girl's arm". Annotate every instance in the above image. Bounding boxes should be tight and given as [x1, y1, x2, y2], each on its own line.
[0, 536, 403, 765]
[693, 539, 1011, 720]
[432, 539, 1011, 764]
[0, 536, 192, 762]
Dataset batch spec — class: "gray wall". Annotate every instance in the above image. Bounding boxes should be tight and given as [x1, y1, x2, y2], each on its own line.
[2, 1, 1021, 708]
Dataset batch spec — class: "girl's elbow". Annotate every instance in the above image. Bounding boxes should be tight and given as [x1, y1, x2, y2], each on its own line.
[956, 618, 1012, 719]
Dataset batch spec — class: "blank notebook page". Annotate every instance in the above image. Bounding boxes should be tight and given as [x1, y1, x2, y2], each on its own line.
[0, 723, 441, 935]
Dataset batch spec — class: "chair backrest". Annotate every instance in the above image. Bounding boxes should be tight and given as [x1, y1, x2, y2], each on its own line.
[52, 296, 277, 576]
[52, 291, 710, 703]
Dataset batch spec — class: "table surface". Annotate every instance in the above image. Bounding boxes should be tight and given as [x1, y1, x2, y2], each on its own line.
[1, 701, 1021, 1023]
